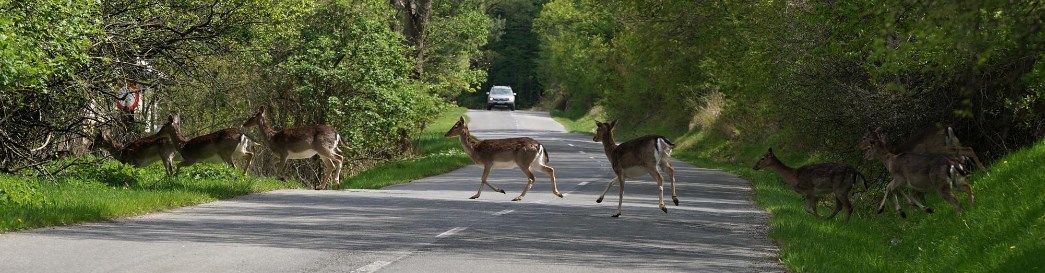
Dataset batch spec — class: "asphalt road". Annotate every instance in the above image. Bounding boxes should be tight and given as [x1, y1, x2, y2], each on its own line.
[0, 110, 781, 272]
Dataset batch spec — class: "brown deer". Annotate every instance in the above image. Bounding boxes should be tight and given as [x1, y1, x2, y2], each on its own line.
[859, 128, 973, 217]
[242, 106, 344, 190]
[593, 120, 677, 217]
[159, 114, 255, 175]
[752, 148, 867, 223]
[892, 126, 986, 171]
[444, 116, 562, 201]
[90, 115, 179, 176]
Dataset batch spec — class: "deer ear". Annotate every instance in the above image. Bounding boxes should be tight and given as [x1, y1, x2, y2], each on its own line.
[768, 147, 773, 154]
[874, 126, 883, 134]
[610, 119, 619, 127]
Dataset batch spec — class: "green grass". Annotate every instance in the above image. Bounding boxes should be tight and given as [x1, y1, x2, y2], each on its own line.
[0, 161, 299, 232]
[553, 110, 1044, 273]
[336, 106, 472, 189]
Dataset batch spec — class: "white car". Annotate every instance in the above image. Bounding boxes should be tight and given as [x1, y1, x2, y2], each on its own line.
[486, 86, 516, 111]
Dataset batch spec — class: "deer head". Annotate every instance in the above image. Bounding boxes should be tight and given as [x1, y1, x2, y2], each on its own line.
[243, 106, 267, 128]
[444, 117, 469, 138]
[752, 148, 777, 170]
[593, 120, 618, 142]
[859, 127, 888, 160]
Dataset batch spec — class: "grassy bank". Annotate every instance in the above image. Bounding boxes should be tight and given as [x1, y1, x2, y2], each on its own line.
[336, 106, 472, 189]
[0, 162, 298, 232]
[553, 111, 1043, 273]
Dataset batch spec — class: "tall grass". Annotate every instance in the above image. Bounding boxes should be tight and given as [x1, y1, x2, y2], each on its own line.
[554, 110, 1044, 272]
[336, 106, 472, 189]
[0, 161, 298, 232]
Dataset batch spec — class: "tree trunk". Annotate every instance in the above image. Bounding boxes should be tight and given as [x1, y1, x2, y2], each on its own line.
[390, 0, 431, 78]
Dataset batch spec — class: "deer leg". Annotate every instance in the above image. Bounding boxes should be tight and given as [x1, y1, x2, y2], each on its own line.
[596, 176, 618, 203]
[843, 195, 854, 223]
[241, 152, 254, 176]
[536, 161, 562, 198]
[163, 153, 175, 176]
[471, 166, 492, 199]
[826, 195, 844, 220]
[613, 175, 625, 218]
[513, 168, 537, 201]
[648, 167, 667, 213]
[876, 179, 898, 214]
[904, 191, 933, 214]
[662, 160, 678, 206]
[958, 182, 974, 207]
[220, 153, 236, 170]
[940, 189, 963, 216]
[315, 157, 333, 190]
[892, 190, 907, 218]
[804, 194, 820, 218]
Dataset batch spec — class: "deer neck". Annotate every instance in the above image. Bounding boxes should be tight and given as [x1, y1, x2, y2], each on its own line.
[764, 158, 799, 186]
[255, 116, 279, 148]
[599, 133, 618, 161]
[455, 130, 481, 162]
[170, 128, 189, 148]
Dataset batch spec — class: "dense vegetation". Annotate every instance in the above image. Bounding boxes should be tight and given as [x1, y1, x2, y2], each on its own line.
[0, 0, 498, 181]
[537, 1, 1045, 272]
[534, 1, 1045, 162]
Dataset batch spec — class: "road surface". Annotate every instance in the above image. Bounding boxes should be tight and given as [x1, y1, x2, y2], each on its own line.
[0, 110, 781, 272]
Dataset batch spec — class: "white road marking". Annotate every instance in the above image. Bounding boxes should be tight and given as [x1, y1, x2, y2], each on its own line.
[589, 156, 595, 159]
[436, 227, 468, 238]
[352, 261, 392, 273]
[493, 209, 515, 216]
[578, 182, 589, 186]
[567, 143, 575, 147]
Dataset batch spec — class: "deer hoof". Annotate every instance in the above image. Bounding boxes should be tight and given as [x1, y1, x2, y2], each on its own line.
[660, 205, 668, 213]
[497, 189, 506, 194]
[672, 197, 679, 206]
[555, 192, 564, 198]
[468, 195, 480, 199]
[511, 197, 522, 201]
[596, 197, 604, 203]
[876, 207, 885, 214]
[925, 208, 935, 214]
[899, 211, 907, 218]
[611, 213, 621, 218]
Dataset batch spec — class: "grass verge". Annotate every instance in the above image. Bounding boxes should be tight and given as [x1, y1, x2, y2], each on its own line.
[0, 162, 299, 232]
[553, 110, 1044, 273]
[336, 106, 472, 189]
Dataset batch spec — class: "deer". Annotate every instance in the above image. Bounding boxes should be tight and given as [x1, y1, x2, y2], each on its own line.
[158, 114, 255, 175]
[859, 127, 973, 218]
[89, 114, 179, 176]
[592, 120, 677, 217]
[752, 148, 867, 223]
[445, 116, 562, 201]
[891, 126, 986, 171]
[242, 106, 344, 190]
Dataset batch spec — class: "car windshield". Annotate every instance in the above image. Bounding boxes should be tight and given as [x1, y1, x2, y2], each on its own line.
[491, 88, 512, 95]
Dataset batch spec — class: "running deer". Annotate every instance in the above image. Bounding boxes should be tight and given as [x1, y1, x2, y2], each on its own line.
[752, 148, 867, 223]
[593, 120, 677, 217]
[445, 117, 562, 201]
[891, 126, 986, 171]
[90, 115, 179, 176]
[242, 107, 344, 190]
[159, 114, 255, 175]
[859, 128, 973, 217]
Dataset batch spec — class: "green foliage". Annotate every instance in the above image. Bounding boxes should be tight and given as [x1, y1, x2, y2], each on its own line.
[0, 174, 43, 207]
[338, 107, 471, 189]
[0, 0, 97, 92]
[424, 0, 494, 99]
